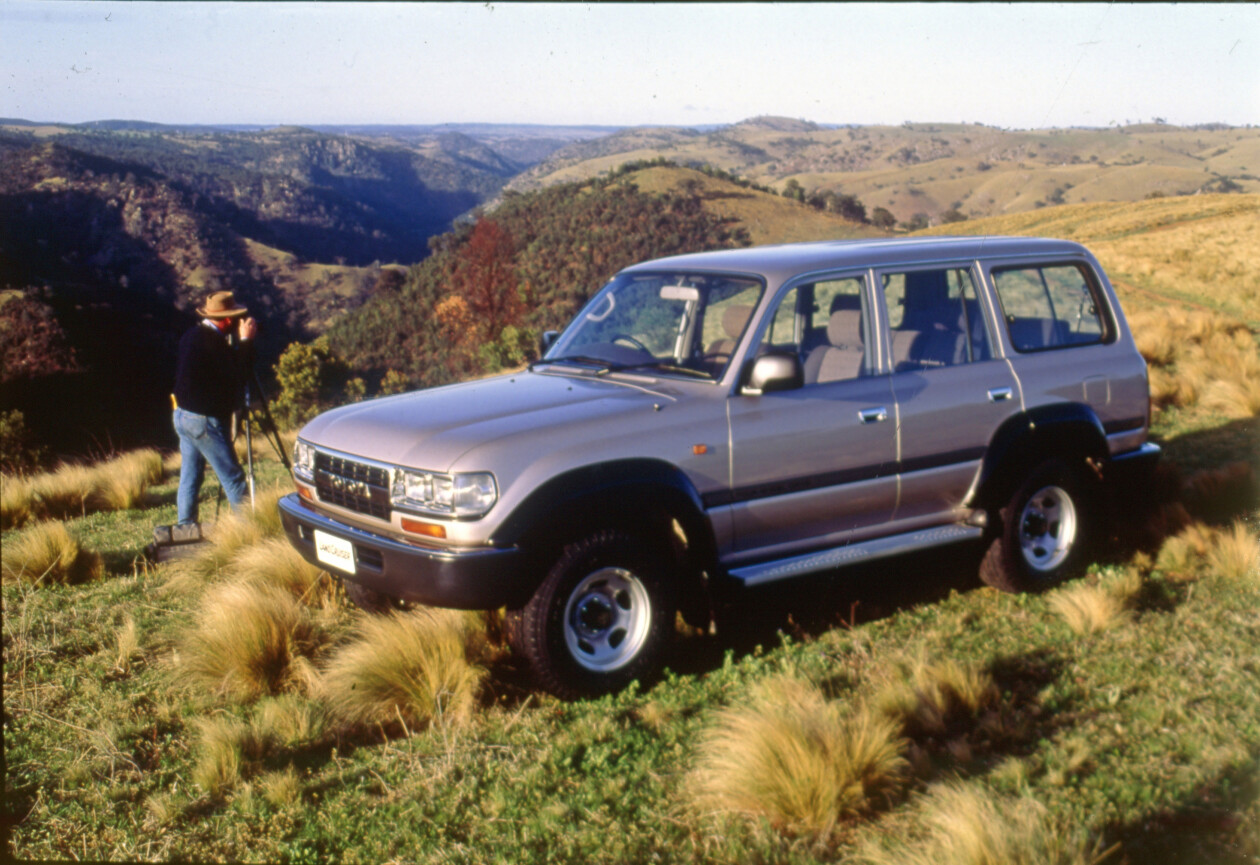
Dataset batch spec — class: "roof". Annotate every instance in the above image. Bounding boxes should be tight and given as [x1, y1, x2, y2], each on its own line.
[622, 236, 1090, 286]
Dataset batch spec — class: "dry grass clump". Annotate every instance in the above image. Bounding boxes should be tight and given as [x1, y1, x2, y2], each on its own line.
[260, 766, 301, 807]
[227, 537, 338, 610]
[1205, 521, 1260, 583]
[181, 580, 324, 703]
[856, 781, 1091, 865]
[1, 520, 102, 585]
[1129, 308, 1260, 418]
[254, 693, 328, 748]
[1, 474, 33, 529]
[1048, 569, 1143, 636]
[319, 609, 487, 732]
[1, 448, 166, 528]
[162, 506, 277, 595]
[876, 657, 1000, 738]
[191, 714, 272, 797]
[1156, 521, 1220, 579]
[688, 676, 908, 838]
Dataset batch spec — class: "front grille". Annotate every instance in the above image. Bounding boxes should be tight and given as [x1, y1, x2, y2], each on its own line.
[313, 452, 391, 520]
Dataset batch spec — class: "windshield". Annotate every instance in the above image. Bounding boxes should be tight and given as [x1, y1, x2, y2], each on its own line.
[543, 271, 765, 381]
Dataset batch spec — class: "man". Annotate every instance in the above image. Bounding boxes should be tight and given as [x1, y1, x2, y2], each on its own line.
[172, 290, 257, 529]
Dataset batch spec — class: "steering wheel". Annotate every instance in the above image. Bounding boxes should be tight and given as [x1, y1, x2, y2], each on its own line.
[611, 334, 651, 354]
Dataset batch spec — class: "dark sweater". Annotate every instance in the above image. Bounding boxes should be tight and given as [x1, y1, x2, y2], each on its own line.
[173, 322, 251, 421]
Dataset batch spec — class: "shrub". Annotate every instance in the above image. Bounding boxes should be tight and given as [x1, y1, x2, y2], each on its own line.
[319, 608, 487, 732]
[181, 581, 324, 702]
[1, 520, 102, 585]
[688, 676, 908, 837]
[856, 781, 1091, 865]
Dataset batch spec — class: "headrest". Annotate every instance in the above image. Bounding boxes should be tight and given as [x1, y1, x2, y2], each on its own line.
[827, 308, 864, 348]
[722, 304, 754, 339]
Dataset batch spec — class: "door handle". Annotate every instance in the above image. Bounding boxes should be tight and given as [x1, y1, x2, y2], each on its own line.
[858, 406, 888, 424]
[987, 387, 1013, 402]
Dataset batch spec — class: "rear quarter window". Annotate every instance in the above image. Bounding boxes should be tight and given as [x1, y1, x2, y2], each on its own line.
[991, 263, 1110, 352]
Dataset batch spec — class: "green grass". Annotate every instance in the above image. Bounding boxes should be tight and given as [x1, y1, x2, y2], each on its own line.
[4, 345, 1260, 863]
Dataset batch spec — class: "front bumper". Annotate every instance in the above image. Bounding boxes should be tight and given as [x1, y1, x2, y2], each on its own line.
[278, 493, 532, 609]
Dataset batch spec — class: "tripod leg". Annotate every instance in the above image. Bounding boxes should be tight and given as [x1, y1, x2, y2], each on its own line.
[245, 389, 256, 510]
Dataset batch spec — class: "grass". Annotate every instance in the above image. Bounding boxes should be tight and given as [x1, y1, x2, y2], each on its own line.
[856, 781, 1093, 865]
[688, 675, 908, 838]
[0, 519, 102, 585]
[3, 227, 1260, 860]
[319, 608, 487, 732]
[179, 580, 325, 703]
[2, 447, 166, 529]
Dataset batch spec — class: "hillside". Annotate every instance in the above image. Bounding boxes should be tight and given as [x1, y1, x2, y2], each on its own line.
[0, 140, 386, 454]
[511, 119, 1260, 226]
[915, 194, 1260, 325]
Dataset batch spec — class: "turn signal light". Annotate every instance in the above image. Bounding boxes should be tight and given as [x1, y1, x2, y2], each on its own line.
[401, 517, 446, 539]
[297, 485, 314, 501]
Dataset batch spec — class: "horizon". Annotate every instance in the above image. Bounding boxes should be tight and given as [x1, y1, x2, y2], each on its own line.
[2, 2, 1257, 129]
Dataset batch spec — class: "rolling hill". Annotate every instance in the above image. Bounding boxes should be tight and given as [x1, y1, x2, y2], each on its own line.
[511, 118, 1260, 227]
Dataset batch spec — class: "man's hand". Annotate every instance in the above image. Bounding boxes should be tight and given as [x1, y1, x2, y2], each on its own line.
[238, 317, 258, 341]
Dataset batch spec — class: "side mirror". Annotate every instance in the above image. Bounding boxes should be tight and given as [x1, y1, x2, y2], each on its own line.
[539, 331, 560, 353]
[742, 353, 803, 395]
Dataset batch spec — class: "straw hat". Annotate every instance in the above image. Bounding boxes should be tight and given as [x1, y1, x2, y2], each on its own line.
[197, 291, 249, 319]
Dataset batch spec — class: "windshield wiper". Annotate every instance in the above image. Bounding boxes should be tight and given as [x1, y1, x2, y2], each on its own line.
[608, 361, 713, 379]
[529, 355, 615, 372]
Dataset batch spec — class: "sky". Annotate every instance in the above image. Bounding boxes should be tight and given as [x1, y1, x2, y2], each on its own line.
[2, 1, 1257, 130]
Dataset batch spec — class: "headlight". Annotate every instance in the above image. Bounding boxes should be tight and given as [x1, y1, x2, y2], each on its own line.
[391, 469, 497, 518]
[293, 439, 316, 481]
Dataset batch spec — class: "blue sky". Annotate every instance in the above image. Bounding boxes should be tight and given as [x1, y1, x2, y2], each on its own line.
[2, 2, 1257, 129]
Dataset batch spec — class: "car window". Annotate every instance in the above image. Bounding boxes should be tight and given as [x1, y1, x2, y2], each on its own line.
[759, 276, 871, 385]
[881, 267, 989, 371]
[992, 264, 1106, 352]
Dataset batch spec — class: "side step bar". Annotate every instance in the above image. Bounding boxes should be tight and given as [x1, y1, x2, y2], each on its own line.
[728, 524, 985, 588]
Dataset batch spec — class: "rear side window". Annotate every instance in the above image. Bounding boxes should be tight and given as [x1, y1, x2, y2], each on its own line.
[992, 264, 1108, 352]
[881, 267, 991, 371]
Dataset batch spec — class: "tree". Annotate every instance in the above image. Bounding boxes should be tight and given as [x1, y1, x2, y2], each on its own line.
[781, 179, 805, 202]
[870, 207, 897, 230]
[902, 213, 930, 232]
[940, 208, 968, 224]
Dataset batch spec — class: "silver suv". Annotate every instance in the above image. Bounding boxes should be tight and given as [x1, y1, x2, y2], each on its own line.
[279, 236, 1159, 697]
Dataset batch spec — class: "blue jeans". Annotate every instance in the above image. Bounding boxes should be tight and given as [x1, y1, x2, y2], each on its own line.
[174, 408, 248, 524]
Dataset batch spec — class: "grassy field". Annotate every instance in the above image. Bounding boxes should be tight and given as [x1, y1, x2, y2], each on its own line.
[4, 198, 1260, 863]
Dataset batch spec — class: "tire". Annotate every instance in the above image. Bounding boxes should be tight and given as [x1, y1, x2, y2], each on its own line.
[980, 458, 1094, 593]
[506, 529, 676, 699]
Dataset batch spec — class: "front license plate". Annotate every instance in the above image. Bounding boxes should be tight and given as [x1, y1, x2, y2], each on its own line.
[313, 529, 356, 574]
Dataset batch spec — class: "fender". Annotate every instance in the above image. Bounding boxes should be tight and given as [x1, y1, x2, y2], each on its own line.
[971, 402, 1108, 509]
[490, 459, 721, 621]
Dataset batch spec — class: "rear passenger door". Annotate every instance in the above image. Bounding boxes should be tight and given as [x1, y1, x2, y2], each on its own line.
[879, 265, 1021, 524]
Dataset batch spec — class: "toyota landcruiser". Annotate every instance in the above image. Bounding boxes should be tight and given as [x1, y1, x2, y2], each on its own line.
[279, 236, 1159, 697]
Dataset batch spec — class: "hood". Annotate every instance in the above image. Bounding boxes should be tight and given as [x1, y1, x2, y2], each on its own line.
[299, 370, 679, 472]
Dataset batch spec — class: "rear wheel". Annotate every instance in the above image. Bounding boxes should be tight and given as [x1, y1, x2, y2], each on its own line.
[507, 529, 675, 699]
[980, 458, 1094, 593]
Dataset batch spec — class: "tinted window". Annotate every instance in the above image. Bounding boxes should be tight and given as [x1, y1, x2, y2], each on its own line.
[882, 267, 990, 370]
[992, 264, 1106, 352]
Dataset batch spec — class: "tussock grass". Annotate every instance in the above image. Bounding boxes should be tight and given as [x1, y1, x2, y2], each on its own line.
[689, 676, 908, 837]
[190, 714, 271, 797]
[113, 615, 141, 675]
[1205, 521, 1260, 584]
[319, 609, 487, 732]
[856, 781, 1091, 865]
[1048, 570, 1143, 636]
[181, 581, 324, 703]
[1155, 521, 1217, 579]
[876, 657, 999, 738]
[1, 448, 166, 528]
[1, 520, 102, 585]
[1, 473, 33, 529]
[162, 504, 278, 595]
[254, 694, 328, 748]
[260, 766, 301, 807]
[1129, 308, 1260, 418]
[226, 537, 337, 610]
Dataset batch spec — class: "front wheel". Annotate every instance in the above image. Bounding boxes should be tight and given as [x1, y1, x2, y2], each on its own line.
[507, 530, 675, 699]
[980, 458, 1094, 593]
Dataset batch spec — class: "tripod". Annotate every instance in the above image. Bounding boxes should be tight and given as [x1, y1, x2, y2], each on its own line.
[241, 368, 293, 508]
